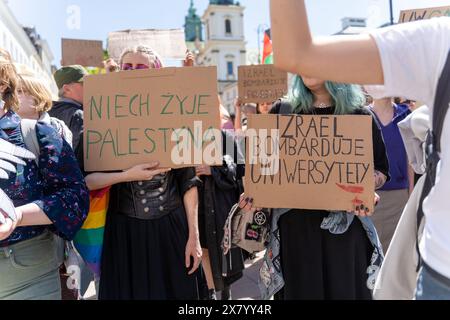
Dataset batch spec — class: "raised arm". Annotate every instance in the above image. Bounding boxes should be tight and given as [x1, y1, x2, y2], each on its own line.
[270, 0, 384, 84]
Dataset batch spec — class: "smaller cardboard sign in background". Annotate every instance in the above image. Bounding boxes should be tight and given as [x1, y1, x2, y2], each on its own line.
[62, 39, 103, 68]
[399, 5, 450, 23]
[83, 66, 221, 171]
[238, 64, 288, 104]
[107, 29, 187, 62]
[244, 114, 375, 212]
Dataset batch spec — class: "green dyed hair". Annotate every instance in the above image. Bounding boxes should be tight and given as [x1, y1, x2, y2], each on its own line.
[288, 75, 366, 115]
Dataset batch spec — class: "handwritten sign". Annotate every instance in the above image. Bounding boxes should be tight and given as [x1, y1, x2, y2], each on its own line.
[107, 29, 187, 62]
[62, 39, 103, 68]
[399, 5, 450, 23]
[244, 114, 375, 212]
[83, 66, 222, 171]
[238, 65, 288, 104]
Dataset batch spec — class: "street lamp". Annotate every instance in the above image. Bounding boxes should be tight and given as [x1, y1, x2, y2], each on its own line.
[257, 23, 269, 64]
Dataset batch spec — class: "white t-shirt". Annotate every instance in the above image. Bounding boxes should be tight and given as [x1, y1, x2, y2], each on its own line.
[366, 17, 450, 280]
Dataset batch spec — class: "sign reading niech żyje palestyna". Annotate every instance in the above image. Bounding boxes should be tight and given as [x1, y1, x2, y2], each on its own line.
[238, 64, 288, 104]
[83, 66, 222, 171]
[399, 5, 450, 23]
[244, 114, 376, 212]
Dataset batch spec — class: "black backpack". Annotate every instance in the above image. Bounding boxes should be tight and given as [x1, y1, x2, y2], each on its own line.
[416, 51, 450, 269]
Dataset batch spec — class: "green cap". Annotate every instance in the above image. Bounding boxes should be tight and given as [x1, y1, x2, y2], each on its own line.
[53, 65, 88, 90]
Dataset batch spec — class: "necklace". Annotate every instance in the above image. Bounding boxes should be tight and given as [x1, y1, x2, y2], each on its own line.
[314, 102, 332, 109]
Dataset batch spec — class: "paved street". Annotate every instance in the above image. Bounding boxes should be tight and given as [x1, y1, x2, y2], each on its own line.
[84, 252, 265, 300]
[229, 252, 264, 300]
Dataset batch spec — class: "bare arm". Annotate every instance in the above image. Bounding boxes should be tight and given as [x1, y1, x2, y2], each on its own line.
[0, 203, 52, 240]
[408, 165, 415, 195]
[84, 162, 171, 191]
[17, 203, 52, 226]
[270, 0, 384, 84]
[184, 187, 199, 240]
[183, 186, 202, 274]
[85, 172, 129, 191]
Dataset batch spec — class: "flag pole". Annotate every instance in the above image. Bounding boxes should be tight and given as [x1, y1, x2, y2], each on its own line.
[389, 0, 394, 25]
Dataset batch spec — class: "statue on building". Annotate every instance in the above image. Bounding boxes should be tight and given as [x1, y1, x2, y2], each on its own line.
[185, 0, 203, 42]
[210, 0, 235, 5]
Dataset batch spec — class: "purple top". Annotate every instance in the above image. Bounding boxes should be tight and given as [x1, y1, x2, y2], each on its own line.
[370, 104, 411, 191]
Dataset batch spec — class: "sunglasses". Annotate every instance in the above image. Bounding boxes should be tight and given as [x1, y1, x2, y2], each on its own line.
[121, 63, 150, 71]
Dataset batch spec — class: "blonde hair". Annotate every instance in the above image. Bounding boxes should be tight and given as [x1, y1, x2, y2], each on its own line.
[0, 48, 12, 61]
[119, 46, 164, 69]
[17, 67, 53, 113]
[0, 50, 20, 111]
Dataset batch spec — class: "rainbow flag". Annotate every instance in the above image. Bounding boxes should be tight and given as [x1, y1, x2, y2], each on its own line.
[262, 29, 273, 64]
[73, 187, 110, 277]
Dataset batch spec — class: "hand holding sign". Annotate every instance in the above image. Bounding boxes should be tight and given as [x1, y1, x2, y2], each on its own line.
[103, 58, 120, 73]
[238, 194, 262, 214]
[123, 162, 171, 182]
[349, 192, 380, 217]
[183, 51, 195, 67]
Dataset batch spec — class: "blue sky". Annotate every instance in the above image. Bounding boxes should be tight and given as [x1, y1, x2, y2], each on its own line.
[7, 0, 450, 66]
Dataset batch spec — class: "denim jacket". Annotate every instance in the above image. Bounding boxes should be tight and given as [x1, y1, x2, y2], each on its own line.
[258, 209, 384, 300]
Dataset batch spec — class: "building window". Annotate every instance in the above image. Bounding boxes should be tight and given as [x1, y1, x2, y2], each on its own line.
[225, 19, 232, 35]
[227, 61, 234, 76]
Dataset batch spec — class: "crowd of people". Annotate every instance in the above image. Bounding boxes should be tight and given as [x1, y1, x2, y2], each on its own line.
[0, 0, 449, 301]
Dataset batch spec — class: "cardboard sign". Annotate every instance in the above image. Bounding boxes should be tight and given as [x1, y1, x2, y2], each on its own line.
[62, 39, 103, 68]
[83, 66, 222, 171]
[399, 5, 450, 23]
[238, 64, 288, 103]
[244, 114, 375, 212]
[107, 29, 187, 62]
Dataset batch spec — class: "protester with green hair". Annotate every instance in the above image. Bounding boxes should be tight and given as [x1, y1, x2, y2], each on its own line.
[240, 75, 390, 299]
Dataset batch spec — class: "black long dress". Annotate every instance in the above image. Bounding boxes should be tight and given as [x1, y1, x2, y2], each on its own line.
[271, 103, 390, 300]
[99, 169, 203, 300]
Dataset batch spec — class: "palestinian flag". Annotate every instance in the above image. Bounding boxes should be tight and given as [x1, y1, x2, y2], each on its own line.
[262, 29, 273, 64]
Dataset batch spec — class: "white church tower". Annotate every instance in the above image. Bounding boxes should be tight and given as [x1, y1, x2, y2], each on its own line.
[196, 0, 246, 95]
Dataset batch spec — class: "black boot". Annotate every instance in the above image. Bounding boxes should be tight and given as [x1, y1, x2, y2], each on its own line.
[208, 289, 217, 300]
[221, 286, 232, 300]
